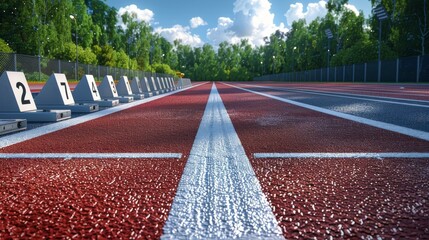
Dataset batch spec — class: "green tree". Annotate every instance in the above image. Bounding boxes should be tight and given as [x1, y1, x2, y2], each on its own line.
[0, 38, 14, 53]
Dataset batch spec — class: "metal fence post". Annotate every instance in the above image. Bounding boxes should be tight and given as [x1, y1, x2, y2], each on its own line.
[13, 53, 17, 71]
[417, 55, 420, 83]
[364, 63, 367, 82]
[343, 65, 345, 82]
[38, 55, 41, 81]
[352, 64, 355, 82]
[334, 67, 337, 82]
[58, 60, 61, 73]
[396, 58, 399, 83]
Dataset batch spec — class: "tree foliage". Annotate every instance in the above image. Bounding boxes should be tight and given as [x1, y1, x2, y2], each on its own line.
[1, 0, 427, 81]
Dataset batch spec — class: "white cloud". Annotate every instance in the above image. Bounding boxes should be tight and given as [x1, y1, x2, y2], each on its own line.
[190, 17, 208, 29]
[345, 4, 360, 16]
[285, 1, 327, 26]
[117, 4, 154, 29]
[285, 1, 360, 26]
[207, 0, 289, 47]
[155, 25, 204, 48]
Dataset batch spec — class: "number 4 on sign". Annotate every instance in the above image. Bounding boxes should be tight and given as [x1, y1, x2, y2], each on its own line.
[72, 75, 102, 102]
[0, 71, 37, 113]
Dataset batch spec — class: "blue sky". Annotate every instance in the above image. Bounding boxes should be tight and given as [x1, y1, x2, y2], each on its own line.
[105, 0, 372, 48]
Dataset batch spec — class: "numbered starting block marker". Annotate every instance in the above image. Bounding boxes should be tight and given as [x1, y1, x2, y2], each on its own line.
[155, 77, 165, 94]
[73, 75, 119, 107]
[0, 119, 27, 135]
[159, 77, 167, 92]
[165, 77, 172, 90]
[178, 78, 192, 88]
[117, 76, 144, 100]
[98, 75, 133, 103]
[35, 73, 99, 113]
[169, 77, 177, 90]
[147, 77, 160, 96]
[0, 71, 71, 122]
[141, 77, 154, 97]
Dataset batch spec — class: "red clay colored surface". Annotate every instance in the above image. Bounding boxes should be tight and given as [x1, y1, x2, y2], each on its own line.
[0, 158, 184, 239]
[2, 83, 211, 154]
[251, 82, 429, 101]
[216, 83, 429, 153]
[0, 83, 211, 239]
[251, 158, 429, 239]
[217, 83, 429, 238]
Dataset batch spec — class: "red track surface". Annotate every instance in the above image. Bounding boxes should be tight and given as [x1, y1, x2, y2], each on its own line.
[2, 84, 211, 154]
[0, 83, 211, 239]
[217, 83, 429, 153]
[217, 83, 429, 238]
[0, 158, 184, 239]
[253, 82, 429, 101]
[252, 158, 429, 239]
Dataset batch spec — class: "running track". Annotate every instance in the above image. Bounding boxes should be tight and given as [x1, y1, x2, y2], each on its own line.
[1, 82, 428, 239]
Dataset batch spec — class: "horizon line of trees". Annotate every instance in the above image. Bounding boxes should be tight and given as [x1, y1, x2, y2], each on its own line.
[1, 0, 428, 81]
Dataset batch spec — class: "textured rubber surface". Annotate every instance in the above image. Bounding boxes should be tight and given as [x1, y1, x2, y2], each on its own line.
[217, 83, 429, 238]
[0, 83, 212, 239]
[258, 82, 429, 101]
[251, 158, 429, 239]
[0, 158, 184, 239]
[1, 84, 211, 154]
[216, 83, 429, 153]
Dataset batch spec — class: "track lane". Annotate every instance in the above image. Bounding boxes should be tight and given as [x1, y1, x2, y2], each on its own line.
[0, 158, 184, 239]
[217, 83, 429, 153]
[256, 82, 429, 101]
[0, 83, 212, 239]
[217, 82, 429, 239]
[1, 83, 211, 154]
[238, 83, 429, 133]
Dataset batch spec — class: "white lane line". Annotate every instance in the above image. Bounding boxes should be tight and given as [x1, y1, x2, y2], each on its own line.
[0, 83, 208, 149]
[254, 153, 429, 159]
[245, 84, 429, 108]
[162, 83, 284, 239]
[275, 86, 429, 101]
[0, 153, 182, 159]
[225, 83, 429, 142]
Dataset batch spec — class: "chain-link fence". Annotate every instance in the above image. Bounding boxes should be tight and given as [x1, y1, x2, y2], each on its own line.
[255, 55, 429, 83]
[0, 52, 175, 82]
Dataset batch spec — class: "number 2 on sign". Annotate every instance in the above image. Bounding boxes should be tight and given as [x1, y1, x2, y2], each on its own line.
[16, 82, 31, 105]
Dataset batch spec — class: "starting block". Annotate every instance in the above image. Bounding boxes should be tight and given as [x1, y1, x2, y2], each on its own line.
[0, 119, 27, 135]
[35, 73, 99, 113]
[117, 76, 144, 100]
[147, 77, 160, 95]
[130, 77, 152, 98]
[0, 71, 71, 122]
[73, 75, 119, 107]
[141, 77, 154, 97]
[98, 75, 133, 103]
[155, 77, 165, 94]
[169, 77, 177, 90]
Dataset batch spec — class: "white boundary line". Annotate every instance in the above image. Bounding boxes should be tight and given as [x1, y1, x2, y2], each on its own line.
[0, 153, 182, 159]
[254, 152, 429, 159]
[162, 83, 284, 239]
[224, 83, 429, 142]
[245, 84, 429, 108]
[0, 82, 208, 149]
